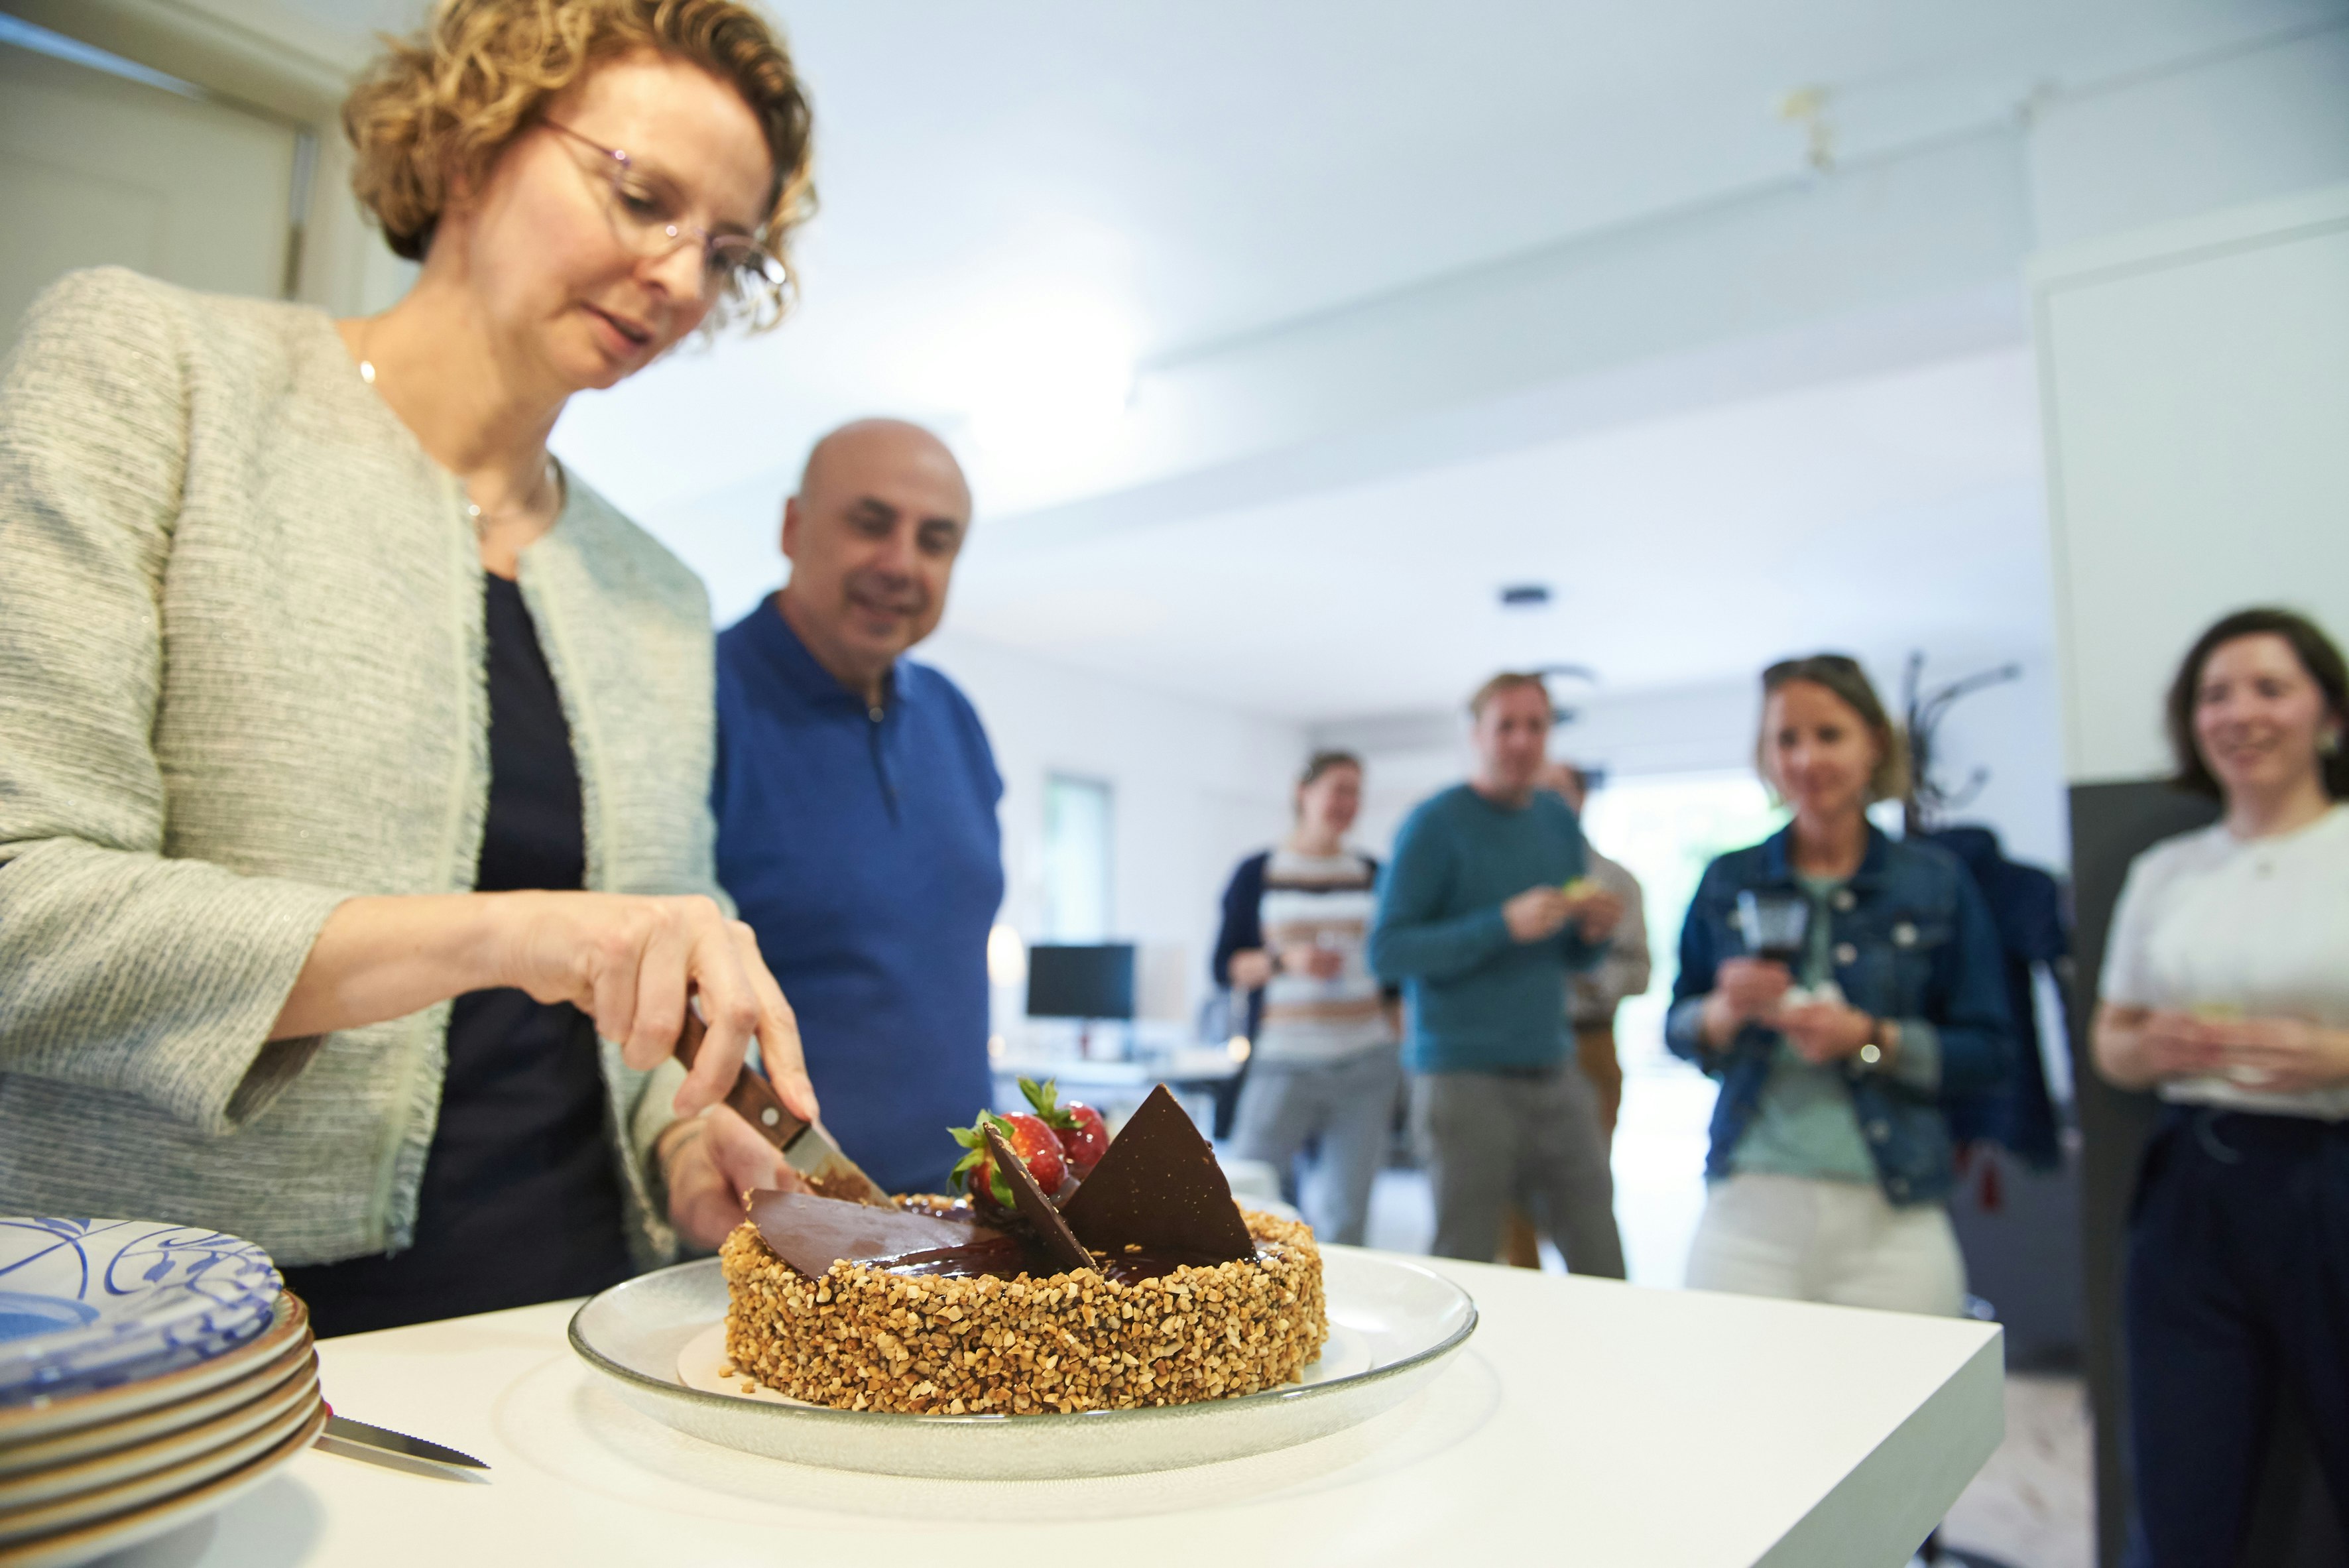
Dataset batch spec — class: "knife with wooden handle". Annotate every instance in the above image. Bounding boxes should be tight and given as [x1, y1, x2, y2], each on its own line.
[674, 1005, 894, 1207]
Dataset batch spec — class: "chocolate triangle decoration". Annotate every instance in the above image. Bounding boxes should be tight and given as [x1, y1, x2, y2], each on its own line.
[750, 1189, 1004, 1278]
[984, 1124, 1097, 1274]
[1059, 1084, 1256, 1261]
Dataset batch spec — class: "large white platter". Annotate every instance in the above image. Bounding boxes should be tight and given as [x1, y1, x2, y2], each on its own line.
[569, 1249, 1475, 1480]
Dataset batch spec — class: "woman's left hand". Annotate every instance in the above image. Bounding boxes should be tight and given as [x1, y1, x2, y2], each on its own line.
[658, 1105, 812, 1252]
[2200, 1015, 2349, 1094]
[1776, 1000, 1876, 1065]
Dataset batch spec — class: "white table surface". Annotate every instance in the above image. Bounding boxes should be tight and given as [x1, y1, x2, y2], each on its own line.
[105, 1252, 2002, 1568]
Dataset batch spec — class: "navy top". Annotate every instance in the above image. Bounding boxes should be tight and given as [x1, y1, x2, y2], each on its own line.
[1663, 823, 2015, 1206]
[282, 575, 633, 1336]
[1366, 784, 1602, 1073]
[713, 600, 1004, 1195]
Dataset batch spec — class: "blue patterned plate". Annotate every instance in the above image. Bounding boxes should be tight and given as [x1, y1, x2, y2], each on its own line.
[0, 1219, 280, 1405]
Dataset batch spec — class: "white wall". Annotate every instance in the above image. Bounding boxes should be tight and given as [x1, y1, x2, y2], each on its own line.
[2033, 184, 2349, 784]
[916, 629, 1309, 1027]
[2028, 23, 2349, 251]
[2021, 25, 2349, 786]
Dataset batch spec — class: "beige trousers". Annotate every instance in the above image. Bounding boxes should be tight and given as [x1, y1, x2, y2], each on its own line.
[1683, 1172, 1966, 1317]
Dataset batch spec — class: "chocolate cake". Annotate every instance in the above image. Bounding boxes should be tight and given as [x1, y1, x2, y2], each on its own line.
[719, 1086, 1327, 1414]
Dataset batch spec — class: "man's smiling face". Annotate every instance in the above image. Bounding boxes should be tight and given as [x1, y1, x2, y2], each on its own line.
[779, 421, 971, 685]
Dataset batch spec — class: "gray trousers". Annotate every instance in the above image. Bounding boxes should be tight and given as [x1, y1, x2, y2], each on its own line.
[1229, 1046, 1402, 1246]
[1412, 1065, 1626, 1276]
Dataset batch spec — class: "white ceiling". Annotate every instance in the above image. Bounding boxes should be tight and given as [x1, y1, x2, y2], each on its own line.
[243, 0, 2332, 514]
[938, 348, 2051, 720]
[532, 0, 2327, 518]
[196, 0, 2327, 719]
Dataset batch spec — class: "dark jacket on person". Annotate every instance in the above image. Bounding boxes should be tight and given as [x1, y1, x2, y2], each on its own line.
[1917, 824, 2069, 1168]
[1664, 823, 2016, 1205]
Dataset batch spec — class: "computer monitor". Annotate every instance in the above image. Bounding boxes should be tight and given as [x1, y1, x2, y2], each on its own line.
[1025, 943, 1136, 1021]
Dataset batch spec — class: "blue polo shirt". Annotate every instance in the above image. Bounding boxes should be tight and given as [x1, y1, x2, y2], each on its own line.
[713, 600, 1004, 1194]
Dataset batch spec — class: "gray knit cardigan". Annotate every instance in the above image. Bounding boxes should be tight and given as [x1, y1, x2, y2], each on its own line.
[0, 267, 707, 1268]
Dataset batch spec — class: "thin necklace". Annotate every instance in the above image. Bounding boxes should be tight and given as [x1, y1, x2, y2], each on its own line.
[465, 458, 562, 535]
[354, 316, 559, 536]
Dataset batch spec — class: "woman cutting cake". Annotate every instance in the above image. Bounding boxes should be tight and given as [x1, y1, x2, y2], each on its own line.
[0, 0, 821, 1334]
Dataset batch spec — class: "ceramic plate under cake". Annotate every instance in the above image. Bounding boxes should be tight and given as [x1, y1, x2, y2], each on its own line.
[570, 1247, 1475, 1480]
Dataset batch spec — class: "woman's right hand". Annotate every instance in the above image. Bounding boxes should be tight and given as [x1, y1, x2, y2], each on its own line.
[496, 892, 814, 1122]
[272, 890, 815, 1125]
[2137, 1010, 2230, 1081]
[2093, 1003, 2224, 1089]
[1699, 957, 1793, 1046]
[1227, 949, 1276, 991]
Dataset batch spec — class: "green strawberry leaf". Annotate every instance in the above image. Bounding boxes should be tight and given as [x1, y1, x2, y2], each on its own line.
[1017, 1077, 1079, 1130]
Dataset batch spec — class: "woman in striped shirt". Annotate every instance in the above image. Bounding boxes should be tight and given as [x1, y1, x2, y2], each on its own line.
[1213, 752, 1402, 1244]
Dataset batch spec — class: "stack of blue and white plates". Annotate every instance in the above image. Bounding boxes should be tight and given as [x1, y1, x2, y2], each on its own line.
[0, 1219, 322, 1567]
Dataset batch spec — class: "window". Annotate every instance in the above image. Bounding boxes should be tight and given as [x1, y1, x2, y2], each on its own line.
[1577, 769, 1785, 1069]
[1041, 774, 1113, 941]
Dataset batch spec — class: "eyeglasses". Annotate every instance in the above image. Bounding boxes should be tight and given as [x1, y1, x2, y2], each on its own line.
[542, 120, 786, 324]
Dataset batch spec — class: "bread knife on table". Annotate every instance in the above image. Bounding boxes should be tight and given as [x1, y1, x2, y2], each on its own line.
[674, 1004, 893, 1207]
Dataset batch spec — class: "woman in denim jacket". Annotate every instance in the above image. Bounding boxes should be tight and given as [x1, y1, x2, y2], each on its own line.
[1665, 656, 2012, 1315]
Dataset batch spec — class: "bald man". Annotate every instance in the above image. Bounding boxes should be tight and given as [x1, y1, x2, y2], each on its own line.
[712, 421, 1002, 1195]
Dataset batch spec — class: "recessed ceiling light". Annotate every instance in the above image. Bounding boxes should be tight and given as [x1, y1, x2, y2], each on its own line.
[1499, 583, 1551, 608]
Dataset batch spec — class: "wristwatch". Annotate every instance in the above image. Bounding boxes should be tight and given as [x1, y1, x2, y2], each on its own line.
[1856, 1016, 1899, 1071]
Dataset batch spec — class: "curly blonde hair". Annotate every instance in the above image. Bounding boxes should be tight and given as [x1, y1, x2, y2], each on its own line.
[343, 0, 815, 330]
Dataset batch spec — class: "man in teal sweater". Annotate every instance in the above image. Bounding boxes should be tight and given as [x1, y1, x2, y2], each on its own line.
[1369, 673, 1629, 1272]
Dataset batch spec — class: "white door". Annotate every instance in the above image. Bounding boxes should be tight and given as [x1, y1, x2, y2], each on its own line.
[0, 34, 301, 355]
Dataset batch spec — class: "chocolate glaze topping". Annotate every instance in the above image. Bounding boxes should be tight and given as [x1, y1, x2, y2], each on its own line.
[746, 1085, 1261, 1285]
[748, 1189, 1004, 1278]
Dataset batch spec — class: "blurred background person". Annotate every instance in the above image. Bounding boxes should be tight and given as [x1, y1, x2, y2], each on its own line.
[1551, 760, 1652, 1142]
[0, 0, 820, 1337]
[1370, 674, 1627, 1274]
[1502, 759, 1650, 1268]
[1212, 751, 1401, 1246]
[2092, 608, 2349, 1568]
[1667, 655, 2011, 1315]
[713, 419, 1000, 1196]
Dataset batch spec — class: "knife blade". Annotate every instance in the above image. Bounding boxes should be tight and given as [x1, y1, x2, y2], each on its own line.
[320, 1406, 489, 1471]
[676, 1006, 894, 1207]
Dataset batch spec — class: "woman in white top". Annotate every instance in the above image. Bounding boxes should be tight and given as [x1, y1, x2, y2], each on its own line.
[1213, 753, 1402, 1244]
[2094, 607, 2349, 1567]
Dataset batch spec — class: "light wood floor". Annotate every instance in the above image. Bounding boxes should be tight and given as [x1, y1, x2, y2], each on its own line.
[1941, 1373, 2094, 1568]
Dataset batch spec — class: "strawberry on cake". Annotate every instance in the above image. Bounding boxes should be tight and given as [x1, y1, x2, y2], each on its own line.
[719, 1082, 1327, 1414]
